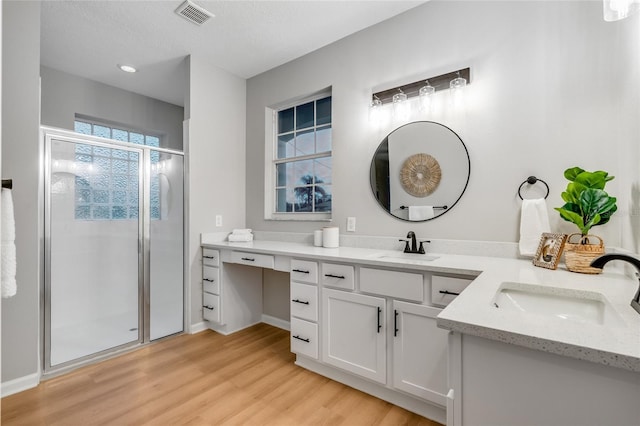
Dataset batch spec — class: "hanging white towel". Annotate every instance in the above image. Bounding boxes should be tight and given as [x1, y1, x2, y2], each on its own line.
[1, 188, 17, 298]
[519, 198, 551, 257]
[408, 205, 435, 221]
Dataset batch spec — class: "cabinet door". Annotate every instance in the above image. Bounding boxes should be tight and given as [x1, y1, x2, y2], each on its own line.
[393, 300, 448, 406]
[322, 289, 386, 383]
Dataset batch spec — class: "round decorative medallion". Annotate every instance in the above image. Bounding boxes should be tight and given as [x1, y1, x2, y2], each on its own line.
[400, 153, 441, 197]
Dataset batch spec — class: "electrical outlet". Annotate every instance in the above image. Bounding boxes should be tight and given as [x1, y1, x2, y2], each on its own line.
[215, 215, 222, 227]
[347, 216, 356, 232]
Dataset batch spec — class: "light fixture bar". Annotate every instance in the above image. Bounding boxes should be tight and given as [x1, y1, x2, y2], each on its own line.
[372, 67, 471, 105]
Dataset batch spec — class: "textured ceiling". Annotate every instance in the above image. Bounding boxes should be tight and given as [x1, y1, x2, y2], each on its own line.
[40, 0, 425, 106]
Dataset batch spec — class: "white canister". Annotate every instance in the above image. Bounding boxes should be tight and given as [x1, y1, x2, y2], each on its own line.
[313, 230, 323, 247]
[322, 226, 339, 248]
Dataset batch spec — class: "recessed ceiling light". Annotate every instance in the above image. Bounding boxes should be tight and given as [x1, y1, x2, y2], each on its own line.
[117, 64, 137, 73]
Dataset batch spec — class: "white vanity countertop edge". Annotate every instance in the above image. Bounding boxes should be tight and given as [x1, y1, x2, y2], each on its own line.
[202, 240, 640, 372]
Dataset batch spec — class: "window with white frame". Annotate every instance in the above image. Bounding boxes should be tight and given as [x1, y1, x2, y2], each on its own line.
[73, 119, 162, 220]
[272, 95, 332, 216]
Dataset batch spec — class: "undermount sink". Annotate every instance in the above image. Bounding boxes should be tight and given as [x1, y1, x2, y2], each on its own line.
[493, 282, 625, 327]
[374, 252, 439, 262]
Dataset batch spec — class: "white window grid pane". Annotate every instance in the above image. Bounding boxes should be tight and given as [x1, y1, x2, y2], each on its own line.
[273, 95, 332, 214]
[274, 154, 331, 213]
[276, 97, 332, 161]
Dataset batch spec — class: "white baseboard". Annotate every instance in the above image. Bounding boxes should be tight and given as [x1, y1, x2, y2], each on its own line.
[262, 314, 290, 331]
[189, 321, 208, 334]
[1, 372, 40, 397]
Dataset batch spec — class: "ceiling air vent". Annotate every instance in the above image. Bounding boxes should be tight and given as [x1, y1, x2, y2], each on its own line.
[175, 0, 214, 25]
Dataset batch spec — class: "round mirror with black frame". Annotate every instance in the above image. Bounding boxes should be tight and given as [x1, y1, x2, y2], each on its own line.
[369, 121, 470, 222]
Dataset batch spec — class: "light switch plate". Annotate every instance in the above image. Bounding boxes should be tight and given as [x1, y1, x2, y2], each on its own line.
[347, 216, 356, 232]
[215, 215, 222, 227]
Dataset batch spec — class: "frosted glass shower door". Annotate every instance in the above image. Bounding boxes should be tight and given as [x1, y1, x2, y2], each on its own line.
[47, 138, 142, 367]
[149, 151, 184, 340]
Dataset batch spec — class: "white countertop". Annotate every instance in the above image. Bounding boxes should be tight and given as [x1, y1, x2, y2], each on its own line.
[202, 239, 640, 372]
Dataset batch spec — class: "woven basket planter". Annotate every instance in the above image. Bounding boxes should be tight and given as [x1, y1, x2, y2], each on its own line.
[563, 233, 605, 274]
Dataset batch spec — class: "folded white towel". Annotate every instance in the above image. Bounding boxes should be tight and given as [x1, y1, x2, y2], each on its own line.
[228, 233, 253, 242]
[519, 198, 551, 257]
[231, 228, 252, 235]
[408, 205, 434, 221]
[2, 188, 17, 298]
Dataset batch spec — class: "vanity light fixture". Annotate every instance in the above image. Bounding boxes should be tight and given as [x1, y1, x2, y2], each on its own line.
[449, 71, 467, 92]
[449, 71, 467, 108]
[117, 64, 137, 73]
[370, 67, 471, 114]
[369, 96, 384, 126]
[419, 80, 435, 113]
[392, 89, 410, 121]
[603, 0, 640, 21]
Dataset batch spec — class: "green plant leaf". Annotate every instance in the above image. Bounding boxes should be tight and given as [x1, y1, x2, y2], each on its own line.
[580, 188, 609, 212]
[555, 207, 585, 229]
[583, 212, 602, 232]
[564, 167, 585, 182]
[574, 171, 610, 189]
[593, 198, 617, 227]
[563, 183, 584, 204]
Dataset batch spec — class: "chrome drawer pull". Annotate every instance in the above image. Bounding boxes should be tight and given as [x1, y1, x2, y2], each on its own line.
[203, 256, 215, 259]
[324, 273, 345, 279]
[203, 305, 215, 310]
[292, 335, 310, 343]
[241, 257, 255, 262]
[439, 290, 460, 296]
[203, 278, 214, 282]
[292, 269, 310, 274]
[292, 299, 310, 305]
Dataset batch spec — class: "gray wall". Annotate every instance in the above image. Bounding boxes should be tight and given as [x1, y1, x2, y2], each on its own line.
[40, 66, 184, 150]
[1, 0, 41, 383]
[246, 1, 640, 251]
[185, 55, 247, 328]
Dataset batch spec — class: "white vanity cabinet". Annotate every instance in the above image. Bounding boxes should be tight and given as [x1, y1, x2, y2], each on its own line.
[290, 259, 319, 360]
[322, 288, 387, 383]
[392, 300, 448, 405]
[202, 248, 221, 323]
[322, 267, 450, 406]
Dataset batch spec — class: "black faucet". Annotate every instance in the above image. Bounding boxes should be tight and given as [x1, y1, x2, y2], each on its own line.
[400, 231, 430, 254]
[590, 253, 640, 315]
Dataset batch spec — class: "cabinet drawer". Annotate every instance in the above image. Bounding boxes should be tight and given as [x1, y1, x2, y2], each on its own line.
[290, 318, 318, 359]
[202, 248, 220, 267]
[360, 268, 423, 302]
[203, 292, 220, 323]
[431, 275, 473, 307]
[321, 263, 355, 290]
[202, 266, 220, 294]
[290, 282, 318, 322]
[230, 251, 274, 269]
[290, 259, 318, 284]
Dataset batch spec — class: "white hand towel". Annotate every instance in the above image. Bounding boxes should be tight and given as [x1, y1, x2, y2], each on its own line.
[519, 198, 551, 257]
[408, 206, 434, 221]
[2, 188, 17, 298]
[228, 233, 253, 242]
[231, 228, 252, 235]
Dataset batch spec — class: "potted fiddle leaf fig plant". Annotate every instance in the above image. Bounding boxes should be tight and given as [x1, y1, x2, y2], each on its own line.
[554, 166, 617, 273]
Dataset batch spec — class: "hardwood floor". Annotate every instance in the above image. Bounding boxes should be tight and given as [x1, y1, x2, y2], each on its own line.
[1, 323, 442, 425]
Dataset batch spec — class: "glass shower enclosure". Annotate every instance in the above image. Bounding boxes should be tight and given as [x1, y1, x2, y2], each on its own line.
[43, 128, 184, 372]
